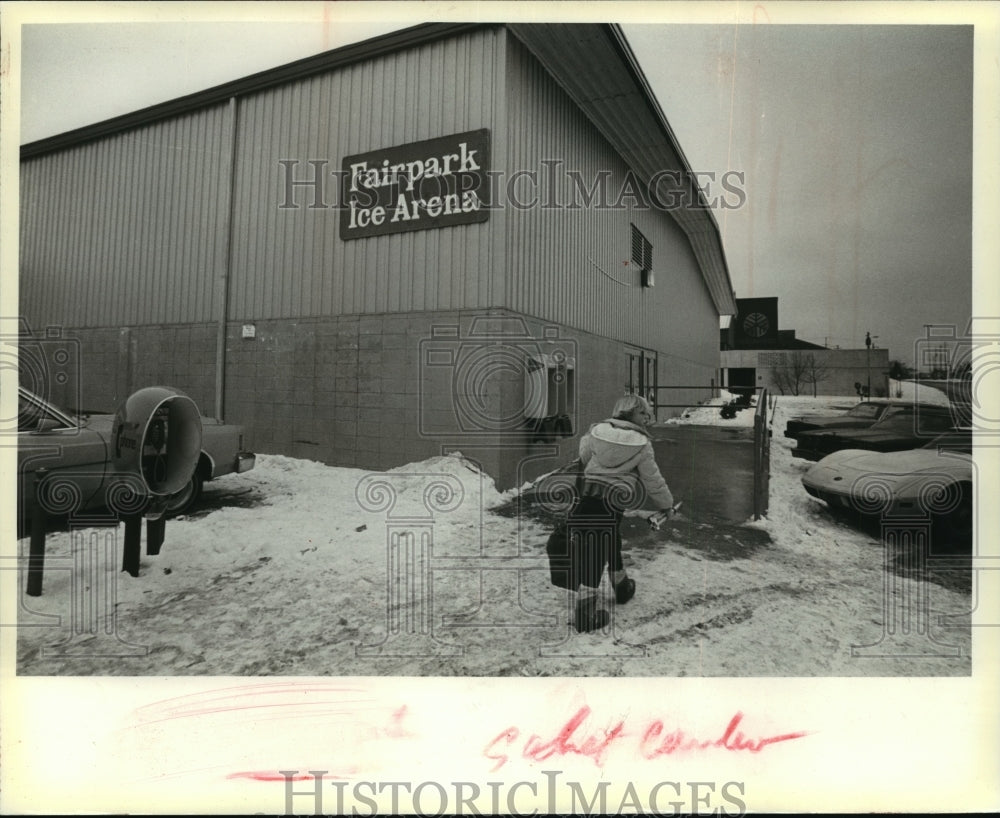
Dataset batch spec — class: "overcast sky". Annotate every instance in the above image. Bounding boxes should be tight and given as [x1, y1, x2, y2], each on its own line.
[8, 4, 986, 367]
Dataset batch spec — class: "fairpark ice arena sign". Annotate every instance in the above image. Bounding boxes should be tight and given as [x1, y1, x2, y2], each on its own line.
[340, 129, 491, 239]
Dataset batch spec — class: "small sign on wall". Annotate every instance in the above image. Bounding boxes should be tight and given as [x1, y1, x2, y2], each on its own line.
[340, 129, 491, 240]
[241, 324, 256, 339]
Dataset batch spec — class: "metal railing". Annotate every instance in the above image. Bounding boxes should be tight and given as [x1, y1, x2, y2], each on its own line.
[645, 383, 728, 416]
[646, 384, 766, 417]
[638, 383, 772, 519]
[753, 389, 773, 520]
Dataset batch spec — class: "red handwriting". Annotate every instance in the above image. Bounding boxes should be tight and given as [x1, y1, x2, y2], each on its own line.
[129, 682, 372, 726]
[522, 706, 626, 768]
[485, 706, 625, 772]
[485, 707, 808, 771]
[641, 711, 808, 758]
[228, 771, 345, 782]
[384, 705, 412, 738]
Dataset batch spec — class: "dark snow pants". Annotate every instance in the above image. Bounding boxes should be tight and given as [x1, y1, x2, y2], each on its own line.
[566, 495, 624, 589]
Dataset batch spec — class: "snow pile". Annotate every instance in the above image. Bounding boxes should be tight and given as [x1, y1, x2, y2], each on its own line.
[662, 389, 757, 427]
[661, 379, 954, 431]
[888, 378, 951, 405]
[17, 392, 971, 677]
[16, 452, 550, 676]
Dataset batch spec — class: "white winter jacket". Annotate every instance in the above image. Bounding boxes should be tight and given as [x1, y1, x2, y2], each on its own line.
[578, 418, 674, 510]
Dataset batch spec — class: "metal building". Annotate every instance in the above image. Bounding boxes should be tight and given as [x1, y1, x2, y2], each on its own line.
[19, 23, 736, 488]
[721, 297, 891, 397]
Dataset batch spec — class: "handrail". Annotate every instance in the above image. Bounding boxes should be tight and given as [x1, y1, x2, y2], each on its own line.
[752, 389, 771, 520]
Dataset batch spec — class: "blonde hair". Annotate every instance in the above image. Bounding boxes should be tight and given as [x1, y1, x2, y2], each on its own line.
[611, 394, 652, 421]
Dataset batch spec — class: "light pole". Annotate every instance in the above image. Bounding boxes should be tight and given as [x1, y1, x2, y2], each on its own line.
[865, 331, 871, 401]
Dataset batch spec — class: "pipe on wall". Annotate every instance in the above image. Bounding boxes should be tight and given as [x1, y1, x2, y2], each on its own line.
[215, 96, 239, 420]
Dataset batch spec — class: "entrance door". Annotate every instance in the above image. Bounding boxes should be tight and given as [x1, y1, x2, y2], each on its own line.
[727, 367, 756, 398]
[625, 346, 658, 417]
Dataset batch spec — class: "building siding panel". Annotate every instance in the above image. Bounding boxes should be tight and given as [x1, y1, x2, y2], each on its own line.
[504, 36, 718, 370]
[18, 24, 729, 484]
[226, 27, 502, 324]
[20, 106, 231, 328]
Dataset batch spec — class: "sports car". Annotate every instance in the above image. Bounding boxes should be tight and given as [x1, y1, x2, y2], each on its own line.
[783, 398, 900, 439]
[801, 430, 972, 550]
[791, 403, 956, 460]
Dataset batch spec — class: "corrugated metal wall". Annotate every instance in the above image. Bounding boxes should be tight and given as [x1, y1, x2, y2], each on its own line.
[20, 28, 507, 330]
[19, 105, 232, 327]
[228, 27, 506, 320]
[504, 36, 720, 368]
[19, 26, 719, 368]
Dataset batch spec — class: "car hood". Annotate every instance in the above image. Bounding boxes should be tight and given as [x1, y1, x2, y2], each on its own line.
[803, 447, 971, 487]
[805, 423, 900, 438]
[79, 412, 225, 439]
[81, 413, 116, 437]
[791, 413, 844, 424]
[793, 416, 866, 429]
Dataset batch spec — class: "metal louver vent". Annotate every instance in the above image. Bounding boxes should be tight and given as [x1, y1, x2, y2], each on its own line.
[631, 224, 654, 287]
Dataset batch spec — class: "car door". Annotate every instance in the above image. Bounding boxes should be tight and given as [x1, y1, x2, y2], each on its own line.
[18, 388, 109, 519]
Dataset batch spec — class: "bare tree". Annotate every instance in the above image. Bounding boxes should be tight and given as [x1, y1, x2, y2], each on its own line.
[771, 351, 829, 396]
[771, 352, 806, 395]
[803, 353, 831, 397]
[887, 359, 911, 380]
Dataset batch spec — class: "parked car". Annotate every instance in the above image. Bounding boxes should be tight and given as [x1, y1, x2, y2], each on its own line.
[17, 385, 254, 527]
[784, 398, 900, 439]
[801, 429, 972, 550]
[163, 417, 256, 515]
[791, 403, 957, 460]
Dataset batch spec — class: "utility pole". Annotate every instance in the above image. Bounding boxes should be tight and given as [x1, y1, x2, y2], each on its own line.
[865, 331, 872, 401]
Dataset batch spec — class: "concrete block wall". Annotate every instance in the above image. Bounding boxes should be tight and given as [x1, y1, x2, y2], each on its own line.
[721, 348, 892, 397]
[225, 314, 435, 469]
[18, 325, 121, 414]
[126, 324, 217, 413]
[33, 323, 217, 418]
[60, 309, 719, 491]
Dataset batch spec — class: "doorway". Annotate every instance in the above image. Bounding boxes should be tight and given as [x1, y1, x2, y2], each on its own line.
[625, 346, 658, 418]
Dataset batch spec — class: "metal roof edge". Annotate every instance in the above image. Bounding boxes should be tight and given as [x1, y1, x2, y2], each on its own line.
[605, 24, 737, 317]
[20, 22, 488, 160]
[20, 20, 739, 318]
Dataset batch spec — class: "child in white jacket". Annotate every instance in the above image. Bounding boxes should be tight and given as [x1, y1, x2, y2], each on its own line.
[570, 394, 676, 633]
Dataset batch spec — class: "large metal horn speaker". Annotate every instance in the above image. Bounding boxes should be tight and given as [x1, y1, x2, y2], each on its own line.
[111, 387, 203, 497]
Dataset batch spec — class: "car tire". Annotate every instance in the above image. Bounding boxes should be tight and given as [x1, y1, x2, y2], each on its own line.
[932, 482, 973, 553]
[165, 472, 204, 517]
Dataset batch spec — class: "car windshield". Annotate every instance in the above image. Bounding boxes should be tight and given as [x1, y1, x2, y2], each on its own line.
[18, 390, 79, 432]
[876, 405, 914, 422]
[845, 403, 884, 419]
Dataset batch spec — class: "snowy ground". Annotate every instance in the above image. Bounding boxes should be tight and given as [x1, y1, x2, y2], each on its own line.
[16, 381, 971, 676]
